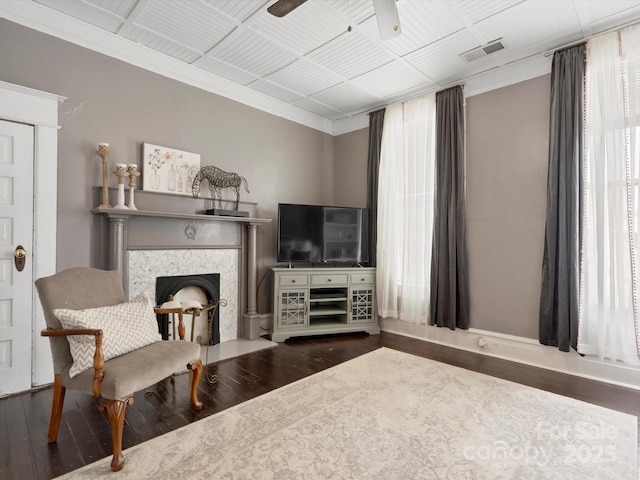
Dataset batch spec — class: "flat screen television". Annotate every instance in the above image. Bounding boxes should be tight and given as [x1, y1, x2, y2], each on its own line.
[277, 203, 369, 264]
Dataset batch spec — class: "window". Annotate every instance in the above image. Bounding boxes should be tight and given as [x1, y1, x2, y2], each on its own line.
[376, 93, 436, 324]
[580, 26, 640, 366]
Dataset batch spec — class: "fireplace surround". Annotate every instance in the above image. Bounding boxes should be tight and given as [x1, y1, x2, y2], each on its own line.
[128, 249, 238, 342]
[91, 189, 271, 342]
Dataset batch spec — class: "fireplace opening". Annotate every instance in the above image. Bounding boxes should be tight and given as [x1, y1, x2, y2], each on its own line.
[155, 273, 221, 345]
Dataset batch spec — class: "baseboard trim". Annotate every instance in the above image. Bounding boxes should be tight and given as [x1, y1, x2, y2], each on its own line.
[379, 318, 640, 391]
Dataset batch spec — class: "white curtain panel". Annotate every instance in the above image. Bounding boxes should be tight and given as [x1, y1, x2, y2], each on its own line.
[376, 93, 436, 323]
[580, 26, 640, 365]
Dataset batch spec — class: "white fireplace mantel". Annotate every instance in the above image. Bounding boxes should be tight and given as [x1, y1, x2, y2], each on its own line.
[92, 206, 271, 339]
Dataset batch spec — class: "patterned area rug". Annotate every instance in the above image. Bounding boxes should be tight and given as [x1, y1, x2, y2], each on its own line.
[59, 348, 637, 479]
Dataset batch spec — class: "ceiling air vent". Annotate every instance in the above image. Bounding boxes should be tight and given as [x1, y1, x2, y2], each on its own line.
[459, 38, 506, 63]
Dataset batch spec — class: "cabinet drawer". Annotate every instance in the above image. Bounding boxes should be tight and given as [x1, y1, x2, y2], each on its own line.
[350, 273, 375, 285]
[279, 274, 308, 287]
[311, 274, 348, 286]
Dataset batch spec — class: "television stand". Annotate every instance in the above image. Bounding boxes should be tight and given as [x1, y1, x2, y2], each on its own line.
[270, 266, 379, 342]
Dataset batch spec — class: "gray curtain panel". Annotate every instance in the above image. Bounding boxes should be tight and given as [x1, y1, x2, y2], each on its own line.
[539, 43, 585, 352]
[367, 108, 385, 267]
[430, 85, 470, 330]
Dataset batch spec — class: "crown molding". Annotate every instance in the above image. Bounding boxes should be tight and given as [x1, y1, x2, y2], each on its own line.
[332, 115, 369, 136]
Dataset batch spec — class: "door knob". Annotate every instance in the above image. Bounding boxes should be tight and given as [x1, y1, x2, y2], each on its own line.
[14, 245, 26, 272]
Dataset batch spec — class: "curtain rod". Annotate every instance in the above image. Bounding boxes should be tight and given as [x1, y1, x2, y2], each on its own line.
[543, 18, 640, 57]
[364, 82, 465, 117]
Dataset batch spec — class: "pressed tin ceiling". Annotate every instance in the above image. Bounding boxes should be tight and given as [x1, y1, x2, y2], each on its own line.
[2, 0, 640, 134]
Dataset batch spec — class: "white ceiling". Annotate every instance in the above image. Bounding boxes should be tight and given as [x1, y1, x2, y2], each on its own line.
[2, 0, 640, 134]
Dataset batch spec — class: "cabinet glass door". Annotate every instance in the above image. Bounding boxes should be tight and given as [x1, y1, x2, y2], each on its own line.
[278, 289, 308, 329]
[349, 288, 375, 323]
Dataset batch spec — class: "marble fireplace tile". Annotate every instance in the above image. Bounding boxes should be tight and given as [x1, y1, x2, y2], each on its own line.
[128, 249, 239, 342]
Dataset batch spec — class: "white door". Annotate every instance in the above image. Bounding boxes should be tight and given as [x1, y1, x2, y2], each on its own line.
[0, 119, 34, 395]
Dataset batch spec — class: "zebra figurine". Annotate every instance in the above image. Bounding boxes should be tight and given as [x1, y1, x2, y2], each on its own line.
[191, 165, 250, 211]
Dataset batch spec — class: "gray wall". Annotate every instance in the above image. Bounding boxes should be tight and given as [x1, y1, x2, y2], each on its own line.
[333, 75, 550, 340]
[0, 19, 334, 313]
[333, 128, 368, 208]
[466, 75, 549, 339]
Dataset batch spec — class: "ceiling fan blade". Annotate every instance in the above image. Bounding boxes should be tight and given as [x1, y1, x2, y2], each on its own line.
[372, 0, 401, 40]
[267, 0, 307, 18]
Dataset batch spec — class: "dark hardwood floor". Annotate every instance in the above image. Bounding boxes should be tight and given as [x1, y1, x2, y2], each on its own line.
[1, 331, 638, 479]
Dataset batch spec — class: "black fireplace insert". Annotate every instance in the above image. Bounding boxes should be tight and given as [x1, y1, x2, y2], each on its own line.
[155, 273, 221, 345]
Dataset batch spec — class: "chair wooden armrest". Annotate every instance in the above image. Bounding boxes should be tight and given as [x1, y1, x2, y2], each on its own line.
[41, 328, 105, 397]
[41, 328, 102, 337]
[153, 307, 186, 340]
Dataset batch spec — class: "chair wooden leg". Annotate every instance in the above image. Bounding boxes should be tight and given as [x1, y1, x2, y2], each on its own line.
[187, 359, 203, 410]
[47, 374, 66, 443]
[99, 395, 134, 472]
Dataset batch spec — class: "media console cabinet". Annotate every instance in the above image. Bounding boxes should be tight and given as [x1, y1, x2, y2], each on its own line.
[270, 267, 379, 342]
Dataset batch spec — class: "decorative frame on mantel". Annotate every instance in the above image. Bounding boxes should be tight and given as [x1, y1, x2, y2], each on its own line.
[142, 143, 200, 196]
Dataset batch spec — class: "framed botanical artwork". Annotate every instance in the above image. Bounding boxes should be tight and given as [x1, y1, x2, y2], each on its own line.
[142, 143, 201, 196]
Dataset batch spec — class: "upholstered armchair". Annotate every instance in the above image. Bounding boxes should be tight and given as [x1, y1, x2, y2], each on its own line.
[35, 267, 203, 472]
